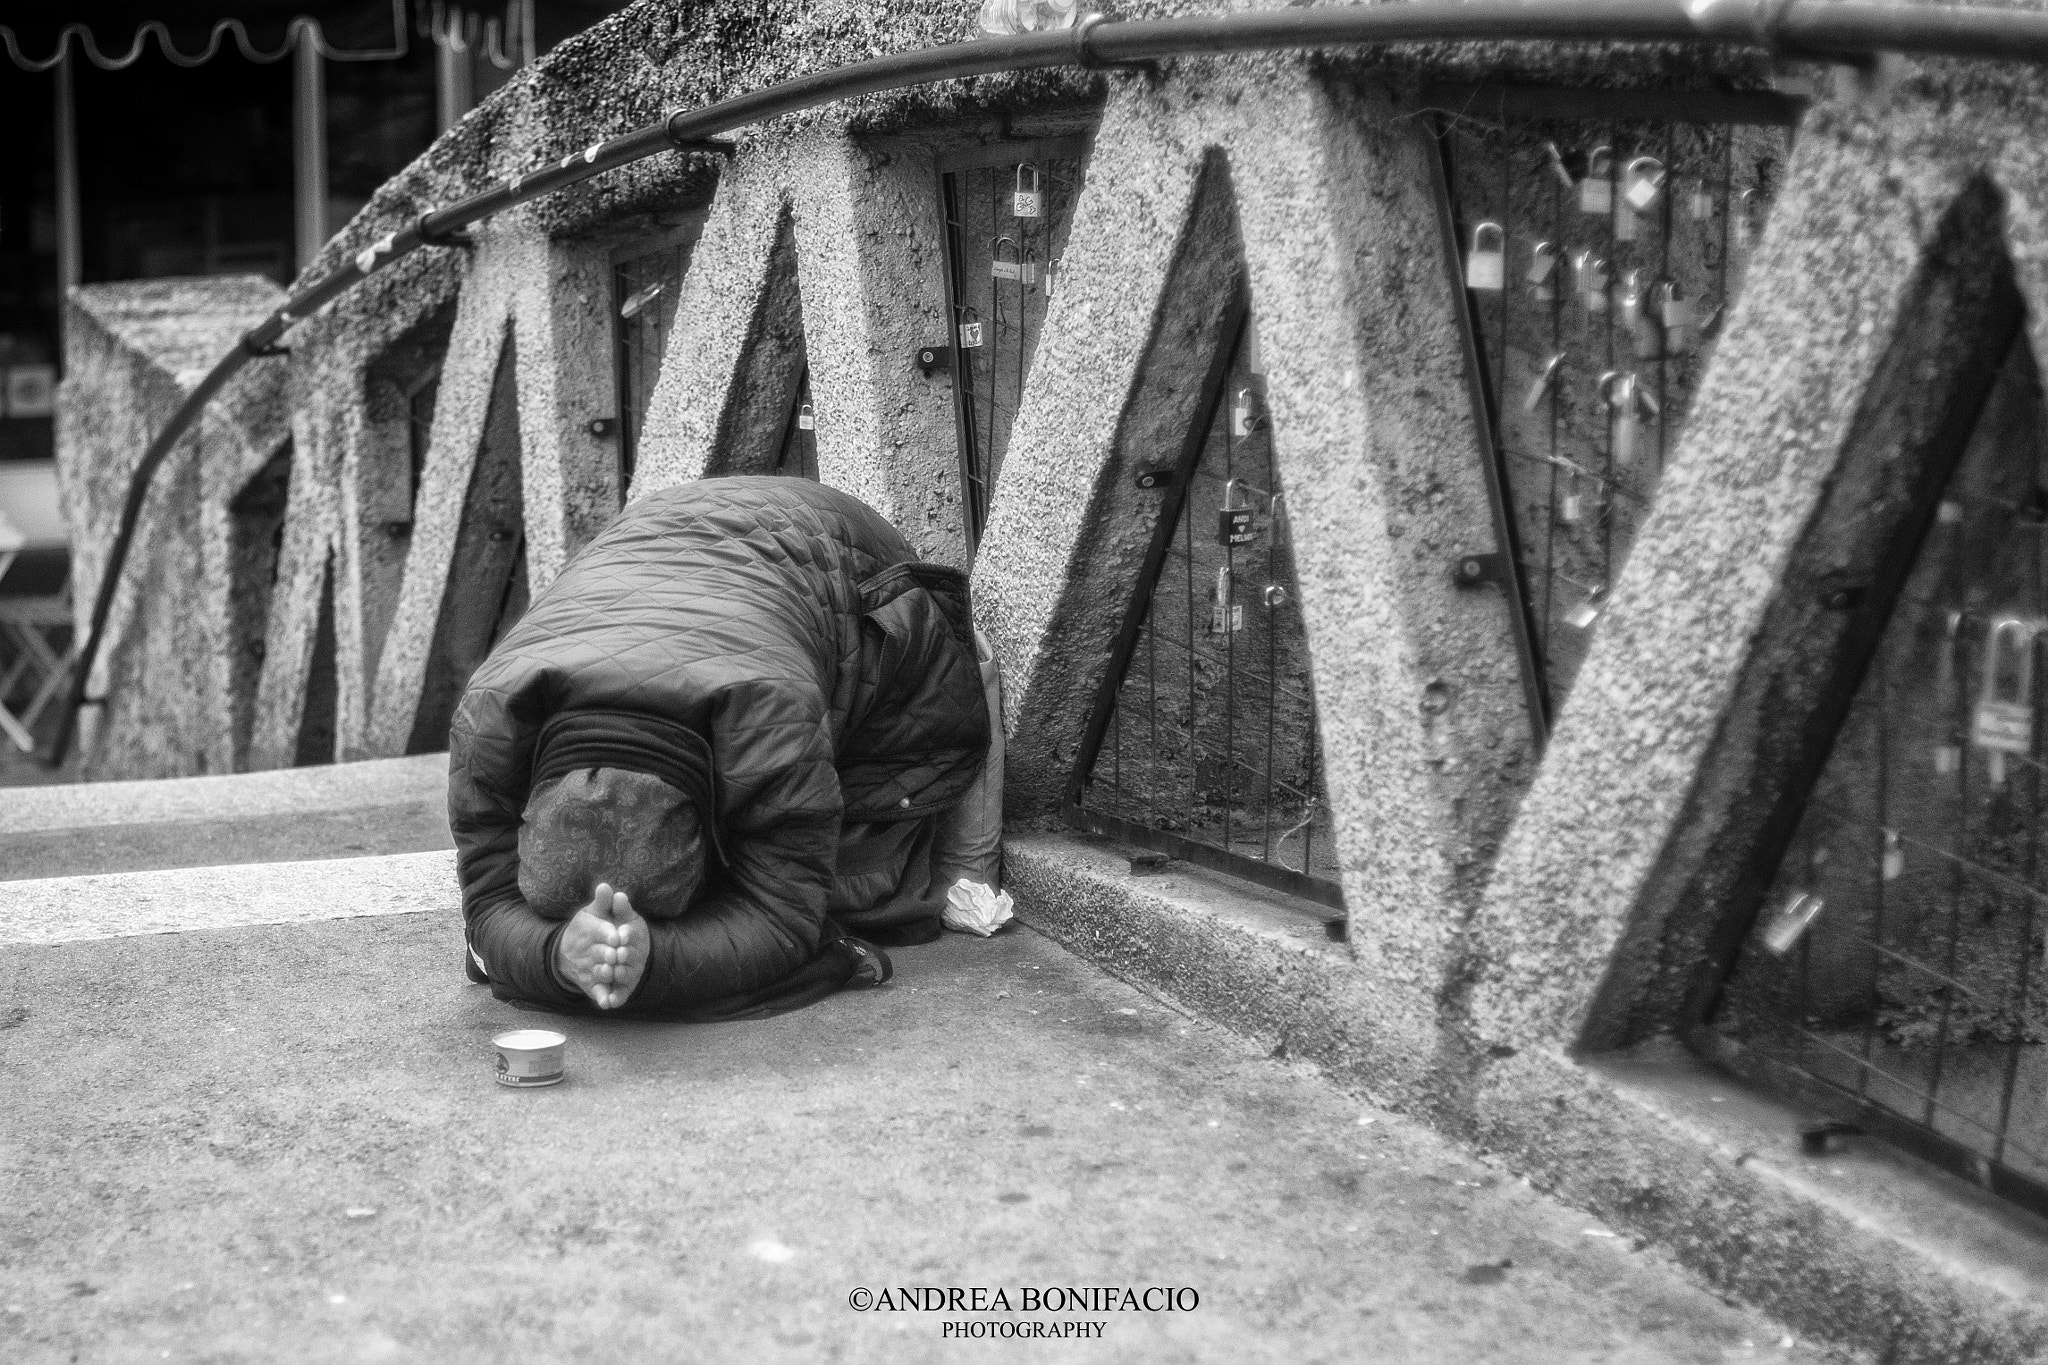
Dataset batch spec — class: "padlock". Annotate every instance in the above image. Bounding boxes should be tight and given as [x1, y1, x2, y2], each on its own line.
[1939, 499, 1963, 526]
[1624, 271, 1663, 361]
[1689, 179, 1716, 222]
[1230, 389, 1265, 439]
[1523, 352, 1566, 412]
[1623, 156, 1665, 214]
[1564, 585, 1604, 629]
[1882, 829, 1905, 881]
[1577, 253, 1609, 314]
[1021, 247, 1040, 288]
[1580, 146, 1614, 216]
[1543, 140, 1575, 190]
[1558, 474, 1584, 526]
[1759, 889, 1826, 956]
[1935, 609, 1964, 775]
[1657, 280, 1694, 355]
[1218, 478, 1257, 546]
[1265, 493, 1287, 547]
[1208, 564, 1244, 635]
[1971, 615, 2039, 786]
[992, 236, 1023, 281]
[797, 402, 815, 431]
[958, 307, 985, 348]
[1264, 584, 1289, 610]
[1044, 253, 1060, 298]
[1603, 371, 1641, 468]
[1527, 240, 1559, 302]
[1737, 187, 1762, 249]
[620, 281, 664, 320]
[1465, 221, 1506, 292]
[1013, 163, 1043, 218]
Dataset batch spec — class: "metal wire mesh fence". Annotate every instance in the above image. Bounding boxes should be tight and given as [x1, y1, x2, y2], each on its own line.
[1704, 332, 2048, 1218]
[939, 136, 1089, 547]
[1434, 90, 1795, 721]
[1064, 306, 1341, 913]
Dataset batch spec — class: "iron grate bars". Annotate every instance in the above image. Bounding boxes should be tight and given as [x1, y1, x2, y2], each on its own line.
[1065, 304, 1343, 917]
[1705, 333, 2048, 1221]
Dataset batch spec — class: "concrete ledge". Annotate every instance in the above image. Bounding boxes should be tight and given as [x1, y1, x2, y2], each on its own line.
[1005, 830, 2048, 1363]
[0, 753, 449, 836]
[0, 850, 455, 945]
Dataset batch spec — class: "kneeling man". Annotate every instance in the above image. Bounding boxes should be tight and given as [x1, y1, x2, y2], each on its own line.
[451, 476, 990, 1019]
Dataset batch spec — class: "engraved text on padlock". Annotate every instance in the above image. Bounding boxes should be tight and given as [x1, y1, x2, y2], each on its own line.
[992, 236, 1023, 281]
[1217, 479, 1257, 546]
[959, 308, 985, 348]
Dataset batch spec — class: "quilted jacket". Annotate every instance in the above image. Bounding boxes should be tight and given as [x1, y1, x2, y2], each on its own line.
[449, 477, 989, 1015]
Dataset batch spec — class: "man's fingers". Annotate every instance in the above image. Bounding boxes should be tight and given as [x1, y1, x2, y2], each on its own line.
[612, 890, 643, 925]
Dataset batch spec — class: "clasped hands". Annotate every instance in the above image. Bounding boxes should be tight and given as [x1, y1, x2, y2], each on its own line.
[553, 881, 651, 1010]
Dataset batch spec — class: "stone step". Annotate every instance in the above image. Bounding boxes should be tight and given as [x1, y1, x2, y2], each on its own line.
[0, 753, 454, 883]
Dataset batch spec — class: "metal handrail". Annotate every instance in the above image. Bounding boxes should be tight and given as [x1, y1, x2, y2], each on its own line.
[50, 0, 2048, 764]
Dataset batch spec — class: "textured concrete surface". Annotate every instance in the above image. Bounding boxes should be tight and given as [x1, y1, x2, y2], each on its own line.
[1461, 75, 2048, 1069]
[1009, 832, 2048, 1365]
[0, 906, 1832, 1364]
[0, 753, 447, 836]
[56, 277, 291, 780]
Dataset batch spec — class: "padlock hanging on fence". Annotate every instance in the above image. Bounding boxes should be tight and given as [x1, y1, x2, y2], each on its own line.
[1208, 563, 1244, 635]
[1934, 608, 1964, 776]
[1971, 614, 2040, 787]
[958, 307, 985, 348]
[797, 402, 815, 431]
[1688, 177, 1717, 223]
[1013, 163, 1043, 218]
[1230, 387, 1266, 439]
[1523, 351, 1566, 413]
[1737, 187, 1764, 250]
[1218, 478, 1258, 546]
[1465, 221, 1505, 292]
[1657, 279, 1694, 356]
[1563, 581, 1605, 629]
[1759, 888, 1826, 956]
[1620, 270, 1663, 361]
[992, 235, 1024, 282]
[1558, 469, 1585, 526]
[1580, 146, 1614, 216]
[1600, 371, 1641, 469]
[1882, 829, 1906, 881]
[1623, 156, 1665, 218]
[1021, 246, 1040, 288]
[1542, 140, 1575, 192]
[1573, 251, 1609, 316]
[1527, 240, 1559, 303]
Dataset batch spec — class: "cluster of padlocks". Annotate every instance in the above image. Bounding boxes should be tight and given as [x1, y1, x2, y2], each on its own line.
[1446, 124, 1785, 699]
[956, 165, 1060, 352]
[1205, 379, 1283, 639]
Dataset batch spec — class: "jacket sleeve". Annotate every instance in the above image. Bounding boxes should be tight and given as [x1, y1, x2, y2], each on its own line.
[620, 679, 843, 1014]
[448, 672, 590, 1012]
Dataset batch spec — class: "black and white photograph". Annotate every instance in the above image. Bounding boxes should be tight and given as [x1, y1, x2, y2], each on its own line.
[5, 0, 2048, 1360]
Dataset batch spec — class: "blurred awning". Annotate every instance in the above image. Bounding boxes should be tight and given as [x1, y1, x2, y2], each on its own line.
[0, 1, 411, 70]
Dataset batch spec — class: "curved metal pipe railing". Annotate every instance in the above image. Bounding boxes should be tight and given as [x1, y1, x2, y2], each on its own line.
[48, 0, 2048, 764]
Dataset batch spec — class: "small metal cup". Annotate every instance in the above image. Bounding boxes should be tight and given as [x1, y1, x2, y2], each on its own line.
[493, 1029, 567, 1088]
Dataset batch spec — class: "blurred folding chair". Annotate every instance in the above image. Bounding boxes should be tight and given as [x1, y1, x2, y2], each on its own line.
[0, 460, 75, 754]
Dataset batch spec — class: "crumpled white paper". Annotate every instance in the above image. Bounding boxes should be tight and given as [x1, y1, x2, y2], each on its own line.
[943, 878, 1014, 937]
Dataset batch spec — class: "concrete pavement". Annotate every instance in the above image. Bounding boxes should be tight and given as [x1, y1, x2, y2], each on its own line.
[0, 883, 1839, 1363]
